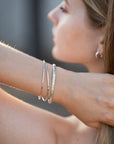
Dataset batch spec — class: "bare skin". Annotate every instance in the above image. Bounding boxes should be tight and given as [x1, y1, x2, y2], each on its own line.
[0, 42, 114, 129]
[47, 0, 114, 128]
[0, 0, 114, 142]
[0, 88, 98, 144]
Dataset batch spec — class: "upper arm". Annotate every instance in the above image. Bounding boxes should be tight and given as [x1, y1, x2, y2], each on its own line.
[0, 88, 57, 144]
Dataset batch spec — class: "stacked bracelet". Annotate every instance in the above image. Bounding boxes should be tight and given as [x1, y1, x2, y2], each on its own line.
[48, 64, 56, 104]
[38, 60, 46, 100]
[38, 60, 56, 104]
[42, 62, 50, 102]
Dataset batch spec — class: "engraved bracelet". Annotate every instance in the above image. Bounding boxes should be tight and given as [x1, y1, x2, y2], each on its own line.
[48, 64, 56, 104]
[38, 60, 46, 100]
[42, 63, 50, 102]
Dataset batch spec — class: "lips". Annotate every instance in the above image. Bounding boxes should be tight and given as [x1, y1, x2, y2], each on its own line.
[52, 30, 55, 44]
[52, 27, 57, 45]
[52, 28, 55, 36]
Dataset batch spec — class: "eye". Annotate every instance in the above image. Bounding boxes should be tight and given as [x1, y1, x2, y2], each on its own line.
[60, 6, 68, 13]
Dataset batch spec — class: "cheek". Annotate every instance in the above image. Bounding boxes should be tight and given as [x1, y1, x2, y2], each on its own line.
[55, 20, 79, 55]
[54, 19, 88, 61]
[53, 17, 98, 63]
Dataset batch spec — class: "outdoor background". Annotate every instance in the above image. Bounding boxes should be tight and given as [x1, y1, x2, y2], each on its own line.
[0, 0, 87, 116]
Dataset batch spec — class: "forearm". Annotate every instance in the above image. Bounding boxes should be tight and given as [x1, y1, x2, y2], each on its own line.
[0, 42, 68, 104]
[0, 42, 43, 95]
[1, 42, 114, 127]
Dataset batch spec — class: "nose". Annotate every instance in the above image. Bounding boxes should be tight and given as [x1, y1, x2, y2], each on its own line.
[48, 8, 58, 26]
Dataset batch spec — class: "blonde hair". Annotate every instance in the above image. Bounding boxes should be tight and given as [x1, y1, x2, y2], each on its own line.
[83, 0, 114, 143]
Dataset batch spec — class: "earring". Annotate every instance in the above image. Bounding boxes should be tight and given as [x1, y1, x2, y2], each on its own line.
[95, 51, 103, 59]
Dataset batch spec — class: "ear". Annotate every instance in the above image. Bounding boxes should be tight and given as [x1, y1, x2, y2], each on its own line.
[96, 32, 104, 56]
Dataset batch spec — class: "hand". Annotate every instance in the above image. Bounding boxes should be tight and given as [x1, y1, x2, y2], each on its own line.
[58, 70, 114, 128]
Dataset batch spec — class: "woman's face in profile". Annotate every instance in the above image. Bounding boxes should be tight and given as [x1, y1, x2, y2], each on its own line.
[48, 0, 103, 70]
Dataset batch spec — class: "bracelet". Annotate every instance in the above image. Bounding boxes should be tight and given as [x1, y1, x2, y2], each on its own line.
[38, 60, 56, 104]
[48, 64, 56, 104]
[38, 60, 46, 100]
[42, 63, 50, 102]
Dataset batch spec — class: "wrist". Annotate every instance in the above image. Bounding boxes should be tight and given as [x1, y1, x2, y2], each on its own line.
[53, 67, 76, 107]
[52, 66, 68, 104]
[54, 68, 81, 114]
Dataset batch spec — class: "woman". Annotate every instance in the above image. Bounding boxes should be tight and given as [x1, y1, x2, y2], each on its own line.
[0, 0, 114, 143]
[48, 0, 114, 143]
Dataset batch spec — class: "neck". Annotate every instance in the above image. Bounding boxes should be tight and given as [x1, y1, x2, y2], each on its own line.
[85, 60, 104, 73]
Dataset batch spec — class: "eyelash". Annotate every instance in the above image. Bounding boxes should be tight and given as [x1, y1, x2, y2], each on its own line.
[60, 6, 68, 13]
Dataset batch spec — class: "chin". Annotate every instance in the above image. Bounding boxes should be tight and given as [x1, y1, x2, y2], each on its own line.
[52, 54, 75, 63]
[52, 47, 68, 62]
[52, 47, 88, 64]
[52, 53, 64, 62]
[52, 48, 60, 60]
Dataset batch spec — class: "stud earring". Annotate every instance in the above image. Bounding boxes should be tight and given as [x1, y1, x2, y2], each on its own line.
[95, 51, 103, 59]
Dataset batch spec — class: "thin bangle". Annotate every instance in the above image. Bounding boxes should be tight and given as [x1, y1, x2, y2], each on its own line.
[38, 60, 45, 100]
[42, 63, 50, 102]
[48, 64, 56, 104]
